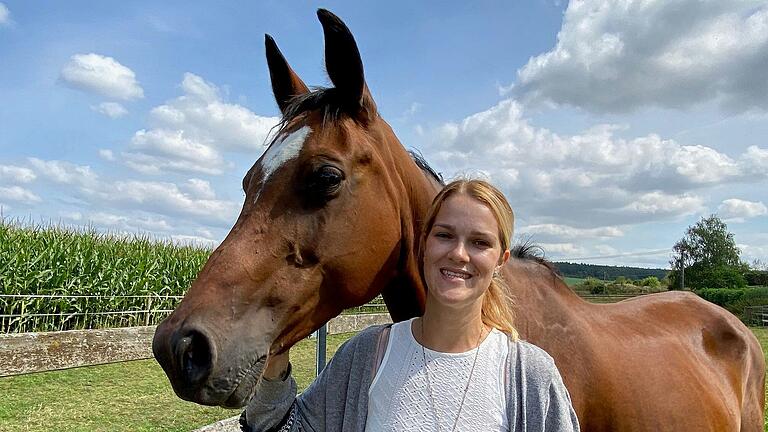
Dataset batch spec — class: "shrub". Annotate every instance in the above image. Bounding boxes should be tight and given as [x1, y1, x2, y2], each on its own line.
[575, 276, 667, 296]
[696, 287, 768, 319]
[696, 288, 747, 307]
[577, 277, 607, 294]
[638, 276, 661, 289]
[744, 270, 768, 286]
[614, 276, 631, 285]
[669, 263, 748, 290]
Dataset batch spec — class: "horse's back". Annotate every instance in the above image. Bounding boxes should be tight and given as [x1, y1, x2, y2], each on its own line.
[584, 291, 765, 431]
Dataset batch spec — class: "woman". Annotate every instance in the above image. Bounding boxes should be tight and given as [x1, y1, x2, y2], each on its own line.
[242, 179, 580, 432]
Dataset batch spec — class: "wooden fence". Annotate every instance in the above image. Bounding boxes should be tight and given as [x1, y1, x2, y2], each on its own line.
[0, 292, 655, 377]
[0, 313, 392, 377]
[743, 305, 768, 327]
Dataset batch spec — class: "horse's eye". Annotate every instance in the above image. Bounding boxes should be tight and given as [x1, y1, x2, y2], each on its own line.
[306, 165, 344, 196]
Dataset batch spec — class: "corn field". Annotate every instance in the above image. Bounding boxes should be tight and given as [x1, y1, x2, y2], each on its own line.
[0, 220, 211, 333]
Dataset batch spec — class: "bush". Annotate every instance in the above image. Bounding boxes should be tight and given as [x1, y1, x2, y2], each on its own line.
[575, 277, 666, 295]
[578, 277, 607, 294]
[696, 287, 768, 319]
[638, 276, 661, 289]
[744, 270, 768, 286]
[614, 276, 631, 285]
[669, 264, 747, 290]
[696, 288, 747, 307]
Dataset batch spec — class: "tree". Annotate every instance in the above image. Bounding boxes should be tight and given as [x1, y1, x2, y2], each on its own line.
[668, 215, 747, 290]
[745, 259, 768, 286]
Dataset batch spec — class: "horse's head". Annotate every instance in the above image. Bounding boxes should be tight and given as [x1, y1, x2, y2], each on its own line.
[153, 9, 432, 408]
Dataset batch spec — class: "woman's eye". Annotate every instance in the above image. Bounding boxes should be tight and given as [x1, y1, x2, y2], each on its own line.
[434, 231, 452, 239]
[474, 239, 491, 248]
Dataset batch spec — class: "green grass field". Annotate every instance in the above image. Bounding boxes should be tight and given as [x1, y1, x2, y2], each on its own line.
[750, 327, 768, 432]
[0, 333, 355, 432]
[2, 329, 767, 431]
[563, 276, 586, 287]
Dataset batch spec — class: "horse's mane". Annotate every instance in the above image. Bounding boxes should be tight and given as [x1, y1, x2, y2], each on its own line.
[408, 150, 444, 186]
[511, 239, 561, 275]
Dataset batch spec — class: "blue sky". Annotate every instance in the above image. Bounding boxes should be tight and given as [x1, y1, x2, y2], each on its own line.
[1, 0, 767, 269]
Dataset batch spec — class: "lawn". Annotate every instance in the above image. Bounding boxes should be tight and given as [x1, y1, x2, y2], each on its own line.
[750, 327, 768, 432]
[0, 333, 355, 432]
[1, 329, 767, 431]
[563, 276, 586, 287]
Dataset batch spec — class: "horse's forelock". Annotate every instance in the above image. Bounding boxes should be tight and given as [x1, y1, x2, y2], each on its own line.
[276, 87, 377, 137]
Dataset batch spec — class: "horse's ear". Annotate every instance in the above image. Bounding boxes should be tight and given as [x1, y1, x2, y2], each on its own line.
[317, 9, 377, 119]
[265, 34, 309, 114]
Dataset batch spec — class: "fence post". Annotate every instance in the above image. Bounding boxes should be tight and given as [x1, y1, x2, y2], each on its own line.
[315, 323, 327, 375]
[145, 297, 153, 326]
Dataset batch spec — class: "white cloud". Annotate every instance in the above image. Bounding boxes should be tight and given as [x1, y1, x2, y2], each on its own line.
[120, 73, 278, 175]
[739, 243, 768, 266]
[92, 179, 240, 226]
[512, 0, 768, 113]
[718, 198, 768, 222]
[0, 3, 11, 27]
[148, 73, 278, 152]
[60, 53, 144, 100]
[399, 102, 422, 121]
[121, 153, 226, 176]
[0, 165, 36, 183]
[619, 191, 704, 216]
[421, 98, 763, 228]
[125, 128, 230, 175]
[181, 179, 216, 200]
[0, 186, 41, 204]
[92, 102, 128, 118]
[518, 223, 624, 242]
[741, 145, 768, 175]
[98, 149, 115, 161]
[535, 242, 589, 258]
[26, 158, 239, 227]
[58, 211, 83, 221]
[28, 158, 99, 189]
[88, 212, 173, 232]
[170, 234, 218, 248]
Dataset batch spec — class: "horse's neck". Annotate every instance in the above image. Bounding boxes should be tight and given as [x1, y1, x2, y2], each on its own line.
[506, 259, 586, 340]
[379, 137, 440, 322]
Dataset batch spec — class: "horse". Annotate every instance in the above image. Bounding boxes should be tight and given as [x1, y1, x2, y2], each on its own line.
[153, 9, 765, 431]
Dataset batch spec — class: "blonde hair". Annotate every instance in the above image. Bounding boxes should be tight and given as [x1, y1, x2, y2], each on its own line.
[418, 179, 518, 339]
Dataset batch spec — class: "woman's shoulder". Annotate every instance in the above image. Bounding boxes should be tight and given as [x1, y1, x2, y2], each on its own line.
[507, 338, 559, 380]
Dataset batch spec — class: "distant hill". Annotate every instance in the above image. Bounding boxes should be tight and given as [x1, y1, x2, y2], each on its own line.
[553, 262, 668, 281]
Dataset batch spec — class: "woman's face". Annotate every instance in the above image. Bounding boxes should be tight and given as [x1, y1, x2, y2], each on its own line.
[423, 193, 506, 310]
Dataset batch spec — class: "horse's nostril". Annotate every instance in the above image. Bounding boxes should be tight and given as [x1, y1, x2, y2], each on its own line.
[175, 330, 213, 386]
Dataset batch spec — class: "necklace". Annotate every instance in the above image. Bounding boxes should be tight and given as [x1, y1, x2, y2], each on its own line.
[419, 319, 485, 432]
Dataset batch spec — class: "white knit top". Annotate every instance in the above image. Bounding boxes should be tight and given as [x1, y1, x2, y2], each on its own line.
[365, 318, 510, 431]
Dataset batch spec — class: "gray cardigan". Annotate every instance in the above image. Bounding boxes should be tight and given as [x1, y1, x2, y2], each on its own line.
[242, 325, 580, 432]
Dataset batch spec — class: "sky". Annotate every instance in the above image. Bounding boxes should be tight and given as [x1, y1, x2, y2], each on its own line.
[1, 0, 767, 269]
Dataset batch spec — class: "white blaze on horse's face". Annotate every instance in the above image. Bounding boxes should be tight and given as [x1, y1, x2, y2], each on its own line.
[253, 125, 312, 203]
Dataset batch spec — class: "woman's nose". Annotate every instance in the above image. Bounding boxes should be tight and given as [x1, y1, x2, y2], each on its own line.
[448, 240, 470, 262]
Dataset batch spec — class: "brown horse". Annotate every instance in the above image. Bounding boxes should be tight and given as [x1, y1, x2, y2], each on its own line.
[153, 9, 765, 431]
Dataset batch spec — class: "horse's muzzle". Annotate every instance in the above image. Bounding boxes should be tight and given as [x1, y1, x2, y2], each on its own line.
[153, 320, 220, 404]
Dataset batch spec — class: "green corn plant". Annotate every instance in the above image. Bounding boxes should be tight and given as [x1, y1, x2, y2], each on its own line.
[0, 219, 211, 332]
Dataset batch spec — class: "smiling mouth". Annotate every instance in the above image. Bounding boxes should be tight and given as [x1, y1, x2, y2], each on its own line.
[441, 268, 472, 279]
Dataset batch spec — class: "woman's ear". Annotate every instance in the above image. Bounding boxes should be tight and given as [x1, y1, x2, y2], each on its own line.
[498, 249, 510, 267]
